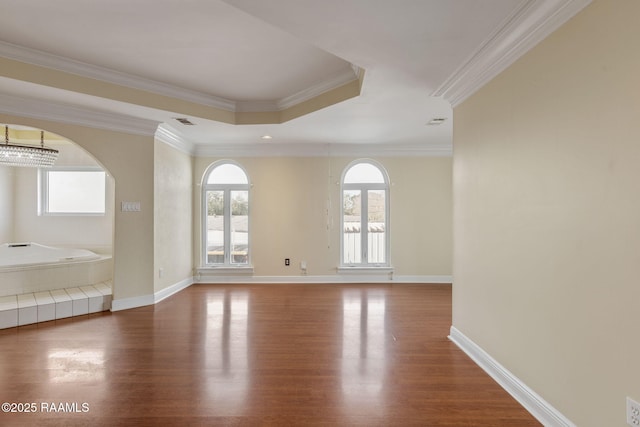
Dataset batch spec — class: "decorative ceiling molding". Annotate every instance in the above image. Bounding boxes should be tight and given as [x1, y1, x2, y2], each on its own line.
[155, 125, 196, 155]
[235, 67, 359, 112]
[0, 41, 362, 116]
[0, 93, 160, 136]
[276, 66, 362, 111]
[432, 0, 591, 107]
[194, 141, 451, 158]
[0, 41, 237, 111]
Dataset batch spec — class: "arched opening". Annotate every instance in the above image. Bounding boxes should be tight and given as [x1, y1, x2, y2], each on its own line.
[0, 124, 114, 322]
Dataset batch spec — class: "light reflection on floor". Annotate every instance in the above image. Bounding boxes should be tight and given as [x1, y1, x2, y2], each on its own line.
[204, 290, 249, 415]
[341, 288, 387, 416]
[47, 348, 106, 383]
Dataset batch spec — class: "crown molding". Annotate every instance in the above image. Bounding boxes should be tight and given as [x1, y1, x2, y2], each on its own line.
[432, 0, 591, 107]
[234, 101, 280, 113]
[231, 66, 361, 113]
[0, 41, 362, 115]
[0, 93, 160, 136]
[276, 66, 361, 110]
[194, 141, 451, 158]
[155, 125, 196, 155]
[0, 41, 237, 111]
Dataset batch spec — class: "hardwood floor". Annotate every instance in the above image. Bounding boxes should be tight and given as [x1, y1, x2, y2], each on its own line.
[0, 283, 540, 426]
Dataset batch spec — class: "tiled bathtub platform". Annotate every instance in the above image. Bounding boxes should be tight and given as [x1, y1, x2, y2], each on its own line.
[0, 282, 112, 329]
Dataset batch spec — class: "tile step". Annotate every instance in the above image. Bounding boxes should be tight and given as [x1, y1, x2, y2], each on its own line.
[0, 281, 112, 329]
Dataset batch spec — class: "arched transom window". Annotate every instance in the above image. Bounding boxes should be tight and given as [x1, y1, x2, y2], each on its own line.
[341, 160, 389, 267]
[202, 161, 250, 266]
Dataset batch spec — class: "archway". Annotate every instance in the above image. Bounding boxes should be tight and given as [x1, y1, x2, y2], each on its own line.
[0, 124, 114, 322]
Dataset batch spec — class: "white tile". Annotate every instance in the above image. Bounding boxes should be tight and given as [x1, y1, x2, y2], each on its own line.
[0, 309, 17, 329]
[95, 282, 113, 296]
[17, 294, 38, 325]
[50, 289, 71, 303]
[34, 291, 56, 323]
[37, 303, 56, 323]
[0, 295, 18, 311]
[50, 289, 73, 319]
[34, 291, 55, 305]
[66, 287, 89, 316]
[56, 300, 73, 319]
[0, 295, 18, 329]
[17, 293, 37, 308]
[95, 282, 113, 310]
[80, 285, 105, 313]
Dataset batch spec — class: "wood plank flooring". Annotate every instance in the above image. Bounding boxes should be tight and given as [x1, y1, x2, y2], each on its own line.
[0, 283, 540, 426]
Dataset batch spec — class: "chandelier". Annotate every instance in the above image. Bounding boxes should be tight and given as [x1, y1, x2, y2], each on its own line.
[0, 125, 59, 167]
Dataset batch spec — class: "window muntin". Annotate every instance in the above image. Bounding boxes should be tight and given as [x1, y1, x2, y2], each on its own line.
[202, 161, 250, 266]
[39, 168, 106, 215]
[341, 160, 389, 267]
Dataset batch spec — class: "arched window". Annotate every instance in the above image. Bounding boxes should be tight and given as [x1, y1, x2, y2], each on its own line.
[341, 160, 389, 266]
[202, 161, 250, 266]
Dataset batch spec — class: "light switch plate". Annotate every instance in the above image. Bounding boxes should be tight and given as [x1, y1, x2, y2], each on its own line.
[121, 201, 141, 212]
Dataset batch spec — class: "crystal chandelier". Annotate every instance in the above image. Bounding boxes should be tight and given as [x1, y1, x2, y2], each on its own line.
[0, 125, 59, 167]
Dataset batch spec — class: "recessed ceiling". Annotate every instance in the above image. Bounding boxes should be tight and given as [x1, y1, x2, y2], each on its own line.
[0, 0, 591, 154]
[0, 0, 355, 103]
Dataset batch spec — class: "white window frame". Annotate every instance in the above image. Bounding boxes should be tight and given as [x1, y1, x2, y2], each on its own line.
[340, 159, 390, 268]
[38, 166, 106, 216]
[201, 160, 251, 268]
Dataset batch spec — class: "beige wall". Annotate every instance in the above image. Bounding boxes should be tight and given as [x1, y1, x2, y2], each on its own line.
[0, 166, 14, 243]
[12, 141, 114, 253]
[154, 140, 193, 293]
[0, 114, 155, 302]
[194, 156, 452, 277]
[453, 1, 640, 425]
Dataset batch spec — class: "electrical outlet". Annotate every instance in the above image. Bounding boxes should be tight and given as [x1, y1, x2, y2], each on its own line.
[627, 397, 640, 426]
[284, 258, 290, 266]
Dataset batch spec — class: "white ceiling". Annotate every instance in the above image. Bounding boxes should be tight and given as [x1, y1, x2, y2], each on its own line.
[0, 0, 590, 155]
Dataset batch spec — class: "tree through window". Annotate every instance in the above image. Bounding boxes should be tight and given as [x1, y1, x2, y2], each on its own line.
[341, 160, 389, 266]
[202, 162, 250, 266]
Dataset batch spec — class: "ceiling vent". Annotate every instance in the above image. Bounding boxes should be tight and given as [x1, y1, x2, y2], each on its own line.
[175, 117, 195, 125]
[427, 117, 447, 125]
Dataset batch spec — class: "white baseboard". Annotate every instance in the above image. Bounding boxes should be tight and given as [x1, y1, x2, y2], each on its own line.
[448, 326, 575, 427]
[111, 275, 450, 311]
[154, 277, 194, 304]
[194, 274, 452, 284]
[393, 275, 452, 283]
[111, 293, 155, 312]
[111, 277, 194, 311]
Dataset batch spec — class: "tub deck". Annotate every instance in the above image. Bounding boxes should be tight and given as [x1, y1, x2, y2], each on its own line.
[0, 281, 112, 329]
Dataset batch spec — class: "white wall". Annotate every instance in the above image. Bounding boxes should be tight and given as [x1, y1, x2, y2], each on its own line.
[453, 1, 640, 425]
[12, 141, 114, 253]
[194, 155, 452, 278]
[154, 140, 193, 293]
[0, 165, 14, 243]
